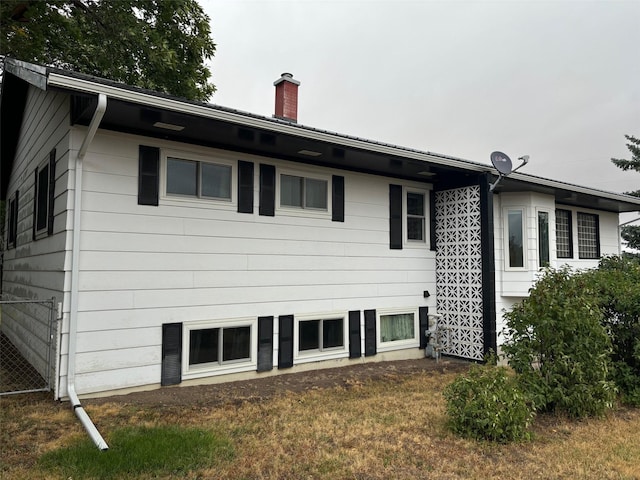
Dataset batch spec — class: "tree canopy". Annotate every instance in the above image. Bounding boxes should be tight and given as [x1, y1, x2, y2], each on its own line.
[1, 0, 216, 101]
[611, 135, 640, 251]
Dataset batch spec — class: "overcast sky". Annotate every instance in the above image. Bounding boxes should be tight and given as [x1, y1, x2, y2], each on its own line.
[200, 0, 639, 199]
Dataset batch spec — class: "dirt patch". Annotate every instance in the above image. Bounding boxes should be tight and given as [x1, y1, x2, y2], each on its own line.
[87, 357, 470, 408]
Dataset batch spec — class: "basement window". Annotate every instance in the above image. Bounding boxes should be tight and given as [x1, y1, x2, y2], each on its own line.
[298, 318, 344, 353]
[189, 325, 251, 367]
[379, 312, 417, 345]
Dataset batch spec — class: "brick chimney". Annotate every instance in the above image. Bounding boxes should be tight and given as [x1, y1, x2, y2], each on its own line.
[274, 73, 300, 122]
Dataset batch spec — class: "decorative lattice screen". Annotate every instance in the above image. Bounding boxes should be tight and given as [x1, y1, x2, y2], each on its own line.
[435, 186, 484, 360]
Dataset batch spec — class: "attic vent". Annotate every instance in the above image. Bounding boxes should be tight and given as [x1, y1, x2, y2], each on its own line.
[238, 128, 255, 141]
[332, 148, 345, 159]
[260, 133, 276, 146]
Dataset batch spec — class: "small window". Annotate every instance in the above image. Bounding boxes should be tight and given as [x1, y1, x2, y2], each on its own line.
[556, 209, 573, 258]
[7, 192, 18, 249]
[189, 326, 250, 366]
[33, 150, 55, 238]
[507, 209, 524, 268]
[538, 211, 550, 268]
[280, 174, 327, 210]
[166, 157, 232, 200]
[406, 191, 425, 242]
[380, 313, 415, 343]
[35, 164, 50, 233]
[577, 212, 600, 259]
[298, 318, 344, 352]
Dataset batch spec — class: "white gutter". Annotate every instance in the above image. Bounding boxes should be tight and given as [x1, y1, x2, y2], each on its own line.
[46, 72, 487, 172]
[68, 93, 109, 451]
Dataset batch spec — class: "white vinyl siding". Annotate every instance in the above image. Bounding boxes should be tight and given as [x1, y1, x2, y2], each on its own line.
[69, 131, 436, 395]
[1, 86, 70, 392]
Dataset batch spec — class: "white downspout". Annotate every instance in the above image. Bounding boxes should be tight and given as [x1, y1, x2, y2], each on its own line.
[68, 93, 108, 451]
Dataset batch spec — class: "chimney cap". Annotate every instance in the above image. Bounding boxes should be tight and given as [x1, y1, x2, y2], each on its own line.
[274, 72, 300, 86]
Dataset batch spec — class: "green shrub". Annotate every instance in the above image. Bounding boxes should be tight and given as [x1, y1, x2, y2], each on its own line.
[502, 267, 616, 418]
[588, 256, 640, 406]
[443, 364, 534, 443]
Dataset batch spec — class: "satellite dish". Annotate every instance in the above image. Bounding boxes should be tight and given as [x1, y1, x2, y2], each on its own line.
[489, 151, 530, 192]
[490, 151, 513, 175]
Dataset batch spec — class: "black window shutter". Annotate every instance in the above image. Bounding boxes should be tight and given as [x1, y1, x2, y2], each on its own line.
[138, 145, 160, 206]
[389, 184, 402, 249]
[259, 164, 275, 216]
[32, 169, 38, 241]
[238, 160, 254, 214]
[348, 310, 361, 358]
[161, 323, 182, 386]
[364, 309, 377, 357]
[419, 306, 429, 349]
[278, 314, 294, 368]
[332, 175, 345, 222]
[429, 190, 436, 251]
[257, 316, 274, 372]
[47, 149, 56, 236]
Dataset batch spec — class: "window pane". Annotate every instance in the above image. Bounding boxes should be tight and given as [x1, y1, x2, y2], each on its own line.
[508, 210, 524, 268]
[407, 217, 425, 241]
[201, 163, 231, 199]
[36, 165, 49, 231]
[305, 178, 327, 209]
[281, 174, 303, 207]
[322, 318, 344, 349]
[299, 320, 320, 351]
[538, 211, 550, 267]
[189, 328, 219, 365]
[407, 192, 424, 216]
[167, 158, 197, 196]
[578, 213, 599, 259]
[556, 209, 572, 258]
[222, 326, 251, 361]
[380, 313, 415, 342]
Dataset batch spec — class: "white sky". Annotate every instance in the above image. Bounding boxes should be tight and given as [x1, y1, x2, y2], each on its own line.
[200, 0, 639, 198]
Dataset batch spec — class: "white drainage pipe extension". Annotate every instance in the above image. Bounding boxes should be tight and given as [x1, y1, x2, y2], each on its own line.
[68, 93, 108, 451]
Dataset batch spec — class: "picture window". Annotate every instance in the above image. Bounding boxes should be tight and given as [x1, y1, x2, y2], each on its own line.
[166, 157, 232, 200]
[280, 174, 327, 210]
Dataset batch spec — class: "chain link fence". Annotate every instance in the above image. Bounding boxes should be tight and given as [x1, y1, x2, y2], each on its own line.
[0, 296, 56, 396]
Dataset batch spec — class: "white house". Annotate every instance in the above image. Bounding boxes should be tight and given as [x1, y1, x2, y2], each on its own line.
[2, 58, 639, 402]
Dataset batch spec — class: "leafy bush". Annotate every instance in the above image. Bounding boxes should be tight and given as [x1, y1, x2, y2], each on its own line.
[443, 364, 534, 443]
[502, 267, 616, 418]
[587, 256, 640, 406]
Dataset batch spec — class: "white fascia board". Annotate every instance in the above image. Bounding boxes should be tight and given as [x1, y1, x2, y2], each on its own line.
[47, 72, 487, 173]
[47, 73, 640, 209]
[509, 172, 640, 207]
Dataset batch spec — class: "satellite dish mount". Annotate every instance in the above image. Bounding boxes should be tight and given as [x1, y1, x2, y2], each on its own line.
[489, 151, 529, 191]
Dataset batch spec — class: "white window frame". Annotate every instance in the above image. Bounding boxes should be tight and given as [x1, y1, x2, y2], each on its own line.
[537, 208, 551, 268]
[503, 207, 527, 271]
[376, 308, 420, 352]
[276, 167, 332, 218]
[183, 317, 257, 378]
[161, 150, 237, 208]
[404, 187, 429, 247]
[293, 312, 348, 363]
